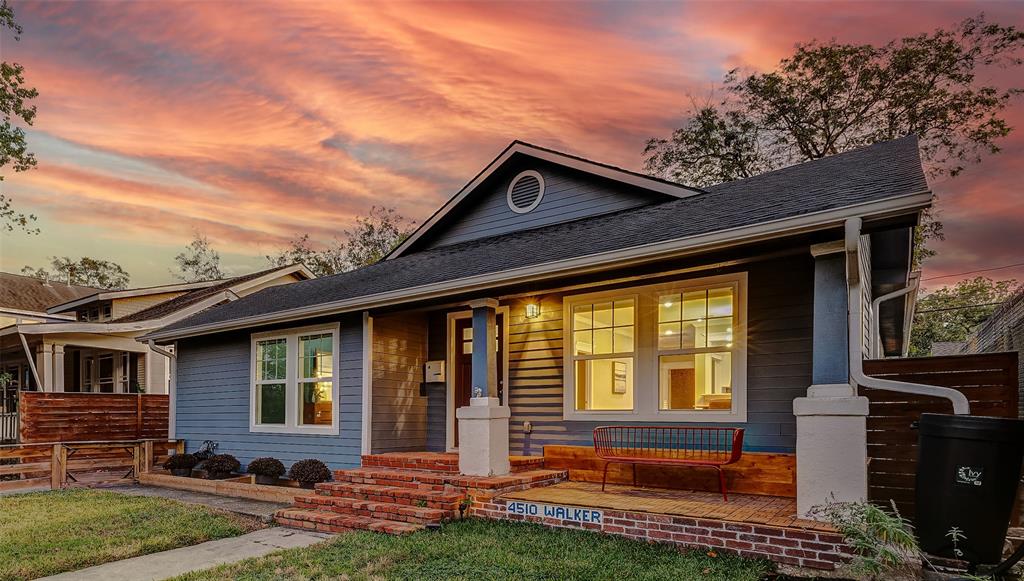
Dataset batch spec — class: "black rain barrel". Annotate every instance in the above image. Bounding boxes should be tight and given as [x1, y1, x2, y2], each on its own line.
[915, 413, 1024, 564]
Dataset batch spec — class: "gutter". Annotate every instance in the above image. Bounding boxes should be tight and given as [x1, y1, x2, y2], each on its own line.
[146, 190, 933, 342]
[845, 218, 969, 414]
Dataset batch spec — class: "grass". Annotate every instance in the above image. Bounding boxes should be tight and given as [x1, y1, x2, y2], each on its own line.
[0, 489, 259, 581]
[175, 518, 774, 581]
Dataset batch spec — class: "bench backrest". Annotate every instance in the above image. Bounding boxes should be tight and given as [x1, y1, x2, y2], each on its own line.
[593, 426, 744, 464]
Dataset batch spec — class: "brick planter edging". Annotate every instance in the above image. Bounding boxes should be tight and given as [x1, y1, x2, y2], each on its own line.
[471, 497, 854, 571]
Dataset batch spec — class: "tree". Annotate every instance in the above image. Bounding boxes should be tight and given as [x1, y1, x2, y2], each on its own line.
[909, 276, 1017, 356]
[21, 256, 130, 290]
[172, 232, 225, 282]
[266, 206, 415, 276]
[645, 14, 1023, 264]
[0, 0, 39, 234]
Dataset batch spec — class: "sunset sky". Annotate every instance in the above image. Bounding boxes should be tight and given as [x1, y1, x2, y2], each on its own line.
[0, 1, 1021, 290]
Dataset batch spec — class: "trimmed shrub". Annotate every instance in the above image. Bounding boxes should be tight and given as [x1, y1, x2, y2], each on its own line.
[204, 454, 241, 475]
[246, 457, 286, 478]
[288, 458, 332, 484]
[163, 453, 198, 470]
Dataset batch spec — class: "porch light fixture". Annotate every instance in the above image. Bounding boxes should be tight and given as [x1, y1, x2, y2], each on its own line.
[525, 302, 541, 319]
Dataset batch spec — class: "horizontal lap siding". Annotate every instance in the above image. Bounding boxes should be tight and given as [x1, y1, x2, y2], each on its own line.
[371, 314, 428, 453]
[424, 160, 663, 249]
[175, 314, 363, 470]
[506, 257, 813, 455]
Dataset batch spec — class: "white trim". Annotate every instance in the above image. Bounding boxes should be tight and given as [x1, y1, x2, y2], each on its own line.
[387, 142, 702, 259]
[46, 281, 219, 314]
[248, 322, 341, 436]
[506, 170, 545, 214]
[361, 312, 373, 455]
[445, 306, 510, 452]
[561, 272, 748, 423]
[0, 307, 75, 322]
[145, 191, 932, 342]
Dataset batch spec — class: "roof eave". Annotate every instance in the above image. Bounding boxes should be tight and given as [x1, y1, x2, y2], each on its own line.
[144, 190, 932, 343]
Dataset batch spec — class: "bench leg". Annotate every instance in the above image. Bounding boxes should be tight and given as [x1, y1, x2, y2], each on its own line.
[633, 463, 637, 487]
[717, 467, 728, 502]
[601, 461, 610, 492]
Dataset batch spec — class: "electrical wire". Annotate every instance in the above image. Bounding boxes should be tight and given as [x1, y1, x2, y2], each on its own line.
[923, 262, 1024, 281]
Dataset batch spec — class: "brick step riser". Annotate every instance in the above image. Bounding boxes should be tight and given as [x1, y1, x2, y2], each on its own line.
[293, 499, 454, 525]
[361, 460, 459, 474]
[314, 490, 461, 511]
[333, 475, 447, 491]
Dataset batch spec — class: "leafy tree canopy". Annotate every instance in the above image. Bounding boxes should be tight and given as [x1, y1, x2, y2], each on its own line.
[645, 14, 1023, 266]
[21, 256, 131, 290]
[172, 232, 225, 282]
[0, 0, 39, 234]
[909, 276, 1017, 356]
[267, 206, 415, 277]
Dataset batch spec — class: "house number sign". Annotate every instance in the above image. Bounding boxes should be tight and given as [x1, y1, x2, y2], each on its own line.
[506, 501, 604, 524]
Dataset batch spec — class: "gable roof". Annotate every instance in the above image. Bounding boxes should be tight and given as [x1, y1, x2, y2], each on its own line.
[46, 279, 221, 314]
[146, 136, 930, 342]
[0, 272, 100, 315]
[387, 141, 704, 259]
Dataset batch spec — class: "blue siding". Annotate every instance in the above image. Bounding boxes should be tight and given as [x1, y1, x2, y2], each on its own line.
[175, 313, 363, 470]
[422, 160, 668, 250]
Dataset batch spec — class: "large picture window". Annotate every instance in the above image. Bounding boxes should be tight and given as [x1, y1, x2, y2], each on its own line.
[563, 273, 747, 422]
[250, 324, 339, 434]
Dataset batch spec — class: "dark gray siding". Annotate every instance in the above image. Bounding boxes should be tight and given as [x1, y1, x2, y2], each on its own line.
[175, 313, 363, 470]
[421, 160, 667, 250]
[502, 256, 813, 454]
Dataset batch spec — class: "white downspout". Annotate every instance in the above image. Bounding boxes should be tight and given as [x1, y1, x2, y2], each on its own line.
[870, 273, 920, 358]
[148, 340, 177, 439]
[844, 218, 970, 414]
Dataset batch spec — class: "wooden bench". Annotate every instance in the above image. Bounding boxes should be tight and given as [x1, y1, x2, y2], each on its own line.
[593, 426, 744, 501]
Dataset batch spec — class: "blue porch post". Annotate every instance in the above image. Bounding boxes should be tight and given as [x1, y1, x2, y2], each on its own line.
[794, 241, 869, 517]
[456, 298, 511, 476]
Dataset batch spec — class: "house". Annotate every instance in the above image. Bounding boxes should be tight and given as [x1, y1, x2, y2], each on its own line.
[144, 135, 931, 525]
[0, 265, 312, 396]
[963, 285, 1024, 416]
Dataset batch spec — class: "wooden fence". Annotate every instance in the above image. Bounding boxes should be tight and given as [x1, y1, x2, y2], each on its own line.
[18, 392, 169, 443]
[0, 439, 182, 493]
[863, 352, 1019, 518]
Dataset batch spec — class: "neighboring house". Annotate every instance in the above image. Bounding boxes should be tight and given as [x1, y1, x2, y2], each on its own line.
[144, 136, 928, 515]
[0, 265, 313, 395]
[964, 284, 1024, 416]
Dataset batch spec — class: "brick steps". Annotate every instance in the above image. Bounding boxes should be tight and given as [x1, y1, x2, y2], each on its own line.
[316, 482, 464, 510]
[276, 508, 424, 535]
[294, 494, 455, 524]
[359, 452, 546, 474]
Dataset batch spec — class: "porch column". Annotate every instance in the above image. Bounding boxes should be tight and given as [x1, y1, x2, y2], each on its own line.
[456, 298, 511, 476]
[793, 242, 869, 517]
[35, 342, 54, 391]
[51, 344, 65, 392]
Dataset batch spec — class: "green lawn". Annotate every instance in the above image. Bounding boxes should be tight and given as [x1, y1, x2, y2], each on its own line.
[0, 489, 258, 581]
[175, 518, 774, 581]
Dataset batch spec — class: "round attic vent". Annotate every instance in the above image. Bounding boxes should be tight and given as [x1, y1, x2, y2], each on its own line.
[506, 170, 545, 214]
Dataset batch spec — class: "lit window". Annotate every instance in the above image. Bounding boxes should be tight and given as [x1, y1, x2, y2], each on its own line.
[570, 298, 635, 411]
[250, 325, 339, 434]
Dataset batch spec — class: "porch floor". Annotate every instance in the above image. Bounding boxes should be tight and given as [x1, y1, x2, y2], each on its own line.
[500, 480, 833, 532]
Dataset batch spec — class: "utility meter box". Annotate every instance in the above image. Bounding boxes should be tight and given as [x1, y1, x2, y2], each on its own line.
[425, 360, 445, 383]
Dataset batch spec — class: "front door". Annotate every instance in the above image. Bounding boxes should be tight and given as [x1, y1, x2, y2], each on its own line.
[453, 314, 504, 446]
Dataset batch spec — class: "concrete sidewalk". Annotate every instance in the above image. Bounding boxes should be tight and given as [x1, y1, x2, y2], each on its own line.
[107, 484, 289, 522]
[37, 527, 332, 581]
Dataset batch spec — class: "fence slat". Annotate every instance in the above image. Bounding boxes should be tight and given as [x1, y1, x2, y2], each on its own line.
[18, 392, 169, 443]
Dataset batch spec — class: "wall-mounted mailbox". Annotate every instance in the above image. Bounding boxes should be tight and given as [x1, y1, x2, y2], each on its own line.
[425, 360, 445, 383]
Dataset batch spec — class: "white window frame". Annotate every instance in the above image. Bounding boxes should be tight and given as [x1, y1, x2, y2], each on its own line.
[562, 272, 747, 423]
[249, 323, 340, 435]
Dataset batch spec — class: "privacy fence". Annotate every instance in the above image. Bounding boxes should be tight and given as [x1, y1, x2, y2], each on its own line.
[16, 392, 169, 443]
[863, 352, 1019, 519]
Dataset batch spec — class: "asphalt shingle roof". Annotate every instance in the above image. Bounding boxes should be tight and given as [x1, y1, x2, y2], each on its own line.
[0, 272, 100, 314]
[156, 136, 927, 336]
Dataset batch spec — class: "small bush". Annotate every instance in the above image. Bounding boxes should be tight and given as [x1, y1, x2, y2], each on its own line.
[246, 457, 286, 478]
[288, 458, 332, 483]
[204, 454, 241, 475]
[163, 453, 198, 470]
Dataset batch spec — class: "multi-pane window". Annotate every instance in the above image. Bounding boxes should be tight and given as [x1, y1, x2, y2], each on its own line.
[564, 274, 746, 422]
[571, 299, 635, 411]
[657, 287, 735, 411]
[251, 326, 338, 434]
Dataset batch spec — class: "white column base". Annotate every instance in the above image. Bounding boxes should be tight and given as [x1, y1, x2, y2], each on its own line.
[456, 397, 511, 477]
[794, 387, 869, 518]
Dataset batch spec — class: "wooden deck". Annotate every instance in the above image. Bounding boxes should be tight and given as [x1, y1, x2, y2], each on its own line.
[501, 480, 833, 532]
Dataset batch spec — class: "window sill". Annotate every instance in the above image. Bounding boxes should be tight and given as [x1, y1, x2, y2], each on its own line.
[249, 424, 340, 436]
[562, 409, 747, 423]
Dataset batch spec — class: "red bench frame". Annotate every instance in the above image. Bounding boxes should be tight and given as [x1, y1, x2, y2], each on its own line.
[593, 426, 744, 501]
